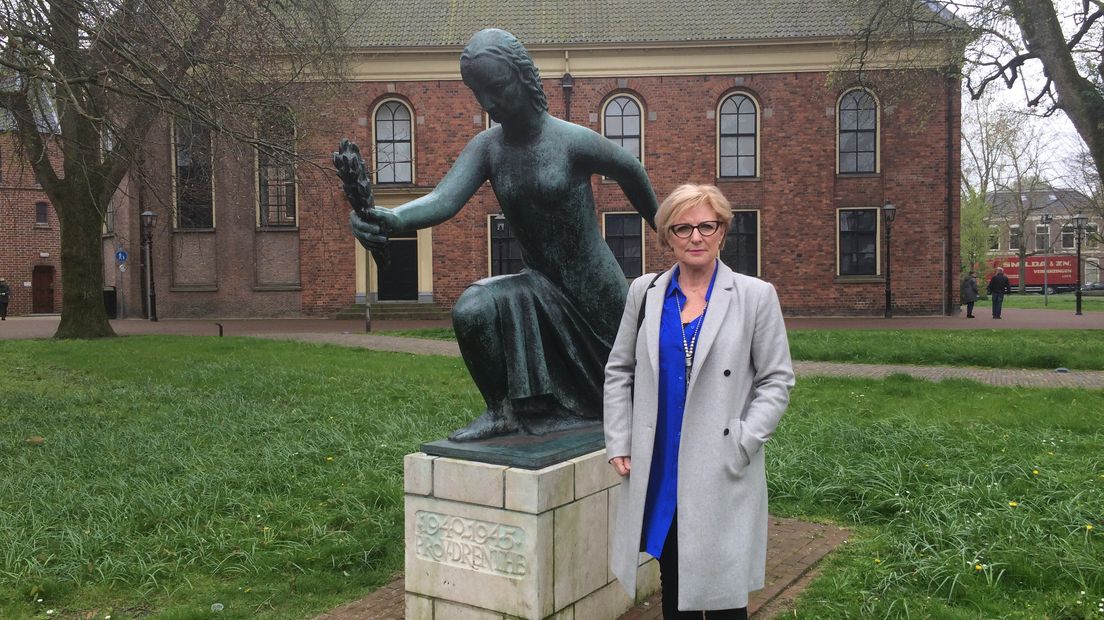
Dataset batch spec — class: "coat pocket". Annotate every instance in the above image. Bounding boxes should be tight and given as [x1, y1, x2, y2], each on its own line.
[723, 420, 751, 478]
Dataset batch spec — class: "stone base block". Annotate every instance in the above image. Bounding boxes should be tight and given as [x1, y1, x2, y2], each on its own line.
[404, 450, 658, 620]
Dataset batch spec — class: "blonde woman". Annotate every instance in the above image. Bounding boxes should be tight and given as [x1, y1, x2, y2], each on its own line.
[604, 184, 794, 618]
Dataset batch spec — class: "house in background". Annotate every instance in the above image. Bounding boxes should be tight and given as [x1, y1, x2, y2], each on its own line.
[985, 189, 1102, 290]
[0, 85, 62, 317]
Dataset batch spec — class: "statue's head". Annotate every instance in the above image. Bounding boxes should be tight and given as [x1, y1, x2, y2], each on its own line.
[460, 29, 548, 121]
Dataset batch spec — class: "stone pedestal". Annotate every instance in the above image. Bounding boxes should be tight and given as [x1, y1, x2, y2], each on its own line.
[404, 449, 660, 620]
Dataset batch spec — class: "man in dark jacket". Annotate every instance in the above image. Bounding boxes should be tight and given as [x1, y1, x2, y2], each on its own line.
[0, 277, 10, 320]
[987, 267, 1012, 319]
[960, 271, 979, 318]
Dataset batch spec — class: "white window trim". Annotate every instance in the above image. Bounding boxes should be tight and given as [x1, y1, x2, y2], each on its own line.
[371, 98, 416, 185]
[716, 92, 761, 179]
[1009, 224, 1023, 251]
[988, 225, 1001, 251]
[170, 117, 217, 230]
[835, 88, 881, 175]
[835, 206, 882, 276]
[600, 92, 645, 165]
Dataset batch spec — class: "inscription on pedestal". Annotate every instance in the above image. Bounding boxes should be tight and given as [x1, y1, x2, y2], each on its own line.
[414, 510, 530, 578]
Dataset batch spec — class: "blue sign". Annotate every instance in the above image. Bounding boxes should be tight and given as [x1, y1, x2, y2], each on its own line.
[115, 250, 128, 262]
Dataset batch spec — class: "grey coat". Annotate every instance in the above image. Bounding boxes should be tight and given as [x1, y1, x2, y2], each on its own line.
[961, 275, 979, 303]
[603, 262, 794, 611]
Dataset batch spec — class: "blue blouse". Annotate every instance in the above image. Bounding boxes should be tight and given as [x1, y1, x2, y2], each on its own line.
[641, 262, 719, 558]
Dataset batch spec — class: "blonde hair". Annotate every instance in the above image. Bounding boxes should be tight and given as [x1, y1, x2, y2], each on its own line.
[655, 184, 733, 249]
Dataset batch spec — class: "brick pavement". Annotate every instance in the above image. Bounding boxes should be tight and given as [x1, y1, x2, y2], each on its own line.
[312, 518, 850, 620]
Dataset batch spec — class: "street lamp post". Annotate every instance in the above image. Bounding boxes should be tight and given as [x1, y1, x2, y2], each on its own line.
[1073, 213, 1088, 316]
[1040, 213, 1053, 306]
[882, 201, 897, 319]
[141, 210, 158, 322]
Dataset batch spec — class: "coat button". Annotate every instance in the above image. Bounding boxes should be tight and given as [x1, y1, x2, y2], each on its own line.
[723, 369, 731, 376]
[723, 428, 730, 436]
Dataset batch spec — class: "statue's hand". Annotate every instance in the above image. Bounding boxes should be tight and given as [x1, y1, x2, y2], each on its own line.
[350, 207, 399, 252]
[333, 139, 374, 217]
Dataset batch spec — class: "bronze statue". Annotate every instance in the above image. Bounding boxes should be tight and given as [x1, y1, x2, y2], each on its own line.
[335, 28, 658, 441]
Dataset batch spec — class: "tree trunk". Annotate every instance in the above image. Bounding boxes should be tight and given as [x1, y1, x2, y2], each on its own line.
[54, 191, 115, 339]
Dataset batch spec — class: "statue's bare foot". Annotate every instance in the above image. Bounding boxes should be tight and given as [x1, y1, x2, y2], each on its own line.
[448, 409, 519, 441]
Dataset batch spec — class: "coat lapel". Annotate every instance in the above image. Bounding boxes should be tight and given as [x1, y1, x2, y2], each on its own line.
[644, 269, 673, 375]
[686, 261, 735, 398]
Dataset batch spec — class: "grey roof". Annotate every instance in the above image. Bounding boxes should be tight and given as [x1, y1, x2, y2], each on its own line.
[339, 0, 958, 48]
[987, 189, 1094, 218]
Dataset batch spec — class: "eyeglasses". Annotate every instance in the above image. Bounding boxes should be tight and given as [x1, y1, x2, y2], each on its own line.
[669, 220, 723, 239]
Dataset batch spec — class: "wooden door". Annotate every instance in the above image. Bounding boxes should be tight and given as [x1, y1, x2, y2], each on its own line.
[377, 237, 418, 301]
[32, 266, 55, 313]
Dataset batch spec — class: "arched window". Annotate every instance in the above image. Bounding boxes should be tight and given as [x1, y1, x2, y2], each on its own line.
[838, 89, 877, 174]
[602, 94, 642, 161]
[718, 93, 758, 178]
[374, 100, 413, 184]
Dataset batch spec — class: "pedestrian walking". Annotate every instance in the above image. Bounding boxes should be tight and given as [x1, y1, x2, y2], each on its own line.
[987, 267, 1012, 319]
[0, 278, 10, 320]
[960, 271, 979, 318]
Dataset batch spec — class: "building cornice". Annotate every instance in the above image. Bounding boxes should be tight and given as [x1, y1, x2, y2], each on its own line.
[342, 38, 955, 82]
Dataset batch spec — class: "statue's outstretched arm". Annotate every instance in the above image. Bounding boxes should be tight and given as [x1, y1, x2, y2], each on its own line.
[389, 135, 491, 230]
[584, 134, 659, 230]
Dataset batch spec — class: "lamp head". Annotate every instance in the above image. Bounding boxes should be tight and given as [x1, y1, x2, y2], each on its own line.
[882, 201, 897, 224]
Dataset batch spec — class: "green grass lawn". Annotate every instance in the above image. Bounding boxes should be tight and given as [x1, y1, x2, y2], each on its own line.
[975, 291, 1104, 312]
[1, 338, 1101, 619]
[0, 337, 481, 620]
[385, 327, 1104, 370]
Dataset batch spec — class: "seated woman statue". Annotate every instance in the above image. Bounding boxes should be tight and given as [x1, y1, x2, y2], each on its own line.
[338, 28, 658, 441]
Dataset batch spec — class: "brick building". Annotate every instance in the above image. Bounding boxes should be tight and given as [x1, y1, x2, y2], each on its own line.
[102, 1, 961, 319]
[0, 132, 62, 317]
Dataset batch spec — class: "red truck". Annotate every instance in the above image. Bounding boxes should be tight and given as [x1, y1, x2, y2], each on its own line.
[987, 255, 1078, 293]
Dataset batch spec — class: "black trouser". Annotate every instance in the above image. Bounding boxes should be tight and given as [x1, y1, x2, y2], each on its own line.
[991, 293, 1004, 318]
[658, 515, 748, 620]
[964, 301, 975, 317]
[0, 301, 7, 319]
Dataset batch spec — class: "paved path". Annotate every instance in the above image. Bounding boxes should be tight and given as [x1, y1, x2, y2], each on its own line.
[313, 517, 850, 620]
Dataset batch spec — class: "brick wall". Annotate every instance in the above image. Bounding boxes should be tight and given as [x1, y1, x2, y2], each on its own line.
[0, 134, 62, 316]
[298, 69, 959, 317]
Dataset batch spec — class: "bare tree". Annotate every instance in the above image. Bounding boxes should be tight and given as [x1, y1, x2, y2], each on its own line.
[848, 0, 1104, 189]
[0, 0, 346, 337]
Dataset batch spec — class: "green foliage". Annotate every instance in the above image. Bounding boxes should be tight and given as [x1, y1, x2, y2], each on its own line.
[788, 329, 1104, 370]
[960, 190, 993, 276]
[772, 375, 1104, 618]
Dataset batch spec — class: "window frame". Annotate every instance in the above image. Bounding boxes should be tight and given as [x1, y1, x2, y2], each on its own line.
[255, 120, 298, 228]
[836, 88, 880, 175]
[716, 92, 760, 179]
[372, 98, 415, 185]
[988, 225, 1000, 251]
[1009, 225, 1023, 251]
[720, 209, 761, 277]
[1034, 223, 1050, 252]
[600, 93, 645, 164]
[34, 201, 49, 226]
[836, 207, 881, 276]
[1061, 224, 1075, 250]
[170, 118, 216, 230]
[487, 214, 524, 277]
[602, 211, 645, 279]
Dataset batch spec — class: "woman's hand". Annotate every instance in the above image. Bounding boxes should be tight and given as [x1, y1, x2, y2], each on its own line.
[610, 456, 631, 476]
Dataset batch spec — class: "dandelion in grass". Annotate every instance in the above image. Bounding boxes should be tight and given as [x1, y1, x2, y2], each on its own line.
[874, 558, 882, 564]
[1008, 501, 1019, 507]
[1087, 524, 1094, 531]
[1032, 469, 1039, 476]
[326, 456, 334, 461]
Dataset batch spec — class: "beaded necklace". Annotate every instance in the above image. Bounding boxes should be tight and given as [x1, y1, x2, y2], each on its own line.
[674, 291, 707, 391]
